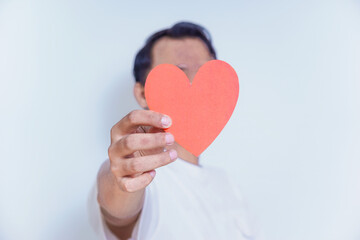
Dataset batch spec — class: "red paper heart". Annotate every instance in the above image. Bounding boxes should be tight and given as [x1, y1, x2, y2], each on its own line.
[145, 60, 239, 156]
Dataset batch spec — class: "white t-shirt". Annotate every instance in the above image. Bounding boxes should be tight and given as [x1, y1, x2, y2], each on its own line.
[88, 158, 254, 240]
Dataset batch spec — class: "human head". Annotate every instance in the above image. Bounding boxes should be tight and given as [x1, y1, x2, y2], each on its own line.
[133, 21, 217, 86]
[133, 22, 217, 109]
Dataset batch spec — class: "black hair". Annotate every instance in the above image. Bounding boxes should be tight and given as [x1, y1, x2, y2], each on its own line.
[133, 21, 217, 85]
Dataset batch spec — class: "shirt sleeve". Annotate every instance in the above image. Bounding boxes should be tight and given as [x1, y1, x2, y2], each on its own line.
[87, 181, 116, 240]
[131, 181, 160, 239]
[87, 180, 157, 240]
[87, 181, 142, 240]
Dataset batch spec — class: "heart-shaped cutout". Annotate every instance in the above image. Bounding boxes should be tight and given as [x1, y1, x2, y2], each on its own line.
[145, 60, 239, 156]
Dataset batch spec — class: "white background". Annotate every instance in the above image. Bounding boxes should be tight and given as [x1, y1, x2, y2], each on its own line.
[0, 0, 359, 239]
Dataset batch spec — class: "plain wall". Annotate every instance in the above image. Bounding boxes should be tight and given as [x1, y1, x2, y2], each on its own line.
[0, 0, 359, 239]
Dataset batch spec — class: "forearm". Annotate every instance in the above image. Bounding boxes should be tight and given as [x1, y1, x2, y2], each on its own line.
[97, 159, 145, 227]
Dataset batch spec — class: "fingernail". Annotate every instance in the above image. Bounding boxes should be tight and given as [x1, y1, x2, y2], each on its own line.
[169, 149, 178, 160]
[165, 133, 174, 145]
[161, 116, 171, 127]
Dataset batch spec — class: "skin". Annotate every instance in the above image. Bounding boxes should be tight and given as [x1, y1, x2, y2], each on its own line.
[97, 37, 214, 239]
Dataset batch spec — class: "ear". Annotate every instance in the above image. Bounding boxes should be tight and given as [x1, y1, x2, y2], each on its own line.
[134, 82, 148, 109]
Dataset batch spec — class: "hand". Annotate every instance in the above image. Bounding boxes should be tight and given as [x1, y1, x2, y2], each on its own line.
[108, 110, 178, 193]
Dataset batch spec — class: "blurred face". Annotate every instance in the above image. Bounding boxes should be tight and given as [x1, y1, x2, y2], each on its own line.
[134, 36, 214, 109]
[150, 37, 214, 83]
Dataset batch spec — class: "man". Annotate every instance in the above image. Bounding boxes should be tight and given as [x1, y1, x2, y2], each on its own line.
[88, 22, 254, 239]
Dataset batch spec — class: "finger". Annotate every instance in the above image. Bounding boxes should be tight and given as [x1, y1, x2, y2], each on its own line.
[118, 150, 177, 176]
[133, 126, 165, 136]
[141, 126, 165, 134]
[110, 110, 172, 143]
[108, 132, 175, 158]
[135, 146, 165, 158]
[118, 170, 156, 193]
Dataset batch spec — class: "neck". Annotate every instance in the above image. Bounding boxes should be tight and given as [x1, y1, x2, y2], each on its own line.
[171, 142, 199, 165]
